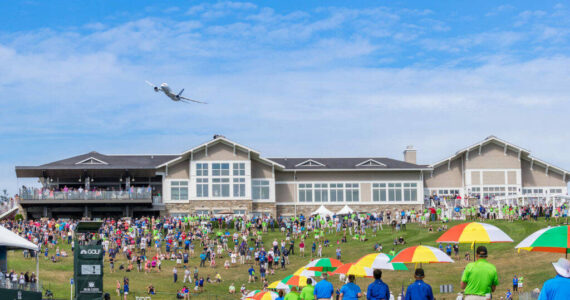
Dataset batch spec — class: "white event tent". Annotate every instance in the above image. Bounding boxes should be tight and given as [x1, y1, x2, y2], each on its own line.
[0, 226, 40, 283]
[311, 205, 335, 218]
[337, 205, 354, 215]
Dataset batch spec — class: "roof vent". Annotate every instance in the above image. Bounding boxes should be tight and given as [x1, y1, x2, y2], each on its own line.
[213, 134, 225, 140]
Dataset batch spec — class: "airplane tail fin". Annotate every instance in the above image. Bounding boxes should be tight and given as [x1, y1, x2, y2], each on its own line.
[177, 89, 185, 97]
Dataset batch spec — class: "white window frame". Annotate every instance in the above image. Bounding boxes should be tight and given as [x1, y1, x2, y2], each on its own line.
[166, 180, 189, 202]
[190, 160, 251, 200]
[252, 179, 274, 202]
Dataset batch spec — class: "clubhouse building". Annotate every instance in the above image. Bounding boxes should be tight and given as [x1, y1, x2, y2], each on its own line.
[15, 135, 570, 219]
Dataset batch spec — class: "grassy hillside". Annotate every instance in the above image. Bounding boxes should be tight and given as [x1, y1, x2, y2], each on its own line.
[8, 219, 567, 299]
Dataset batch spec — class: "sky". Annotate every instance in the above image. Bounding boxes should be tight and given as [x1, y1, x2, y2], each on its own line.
[1, 1, 570, 194]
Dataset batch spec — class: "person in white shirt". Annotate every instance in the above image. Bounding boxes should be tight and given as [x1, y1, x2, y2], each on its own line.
[183, 267, 191, 283]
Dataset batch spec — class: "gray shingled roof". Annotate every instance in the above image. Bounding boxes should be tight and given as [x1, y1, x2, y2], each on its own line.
[16, 151, 180, 170]
[267, 157, 429, 170]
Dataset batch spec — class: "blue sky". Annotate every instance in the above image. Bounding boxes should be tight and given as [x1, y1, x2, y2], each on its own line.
[1, 1, 570, 194]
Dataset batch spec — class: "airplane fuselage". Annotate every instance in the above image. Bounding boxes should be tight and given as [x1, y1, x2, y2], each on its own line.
[159, 83, 180, 101]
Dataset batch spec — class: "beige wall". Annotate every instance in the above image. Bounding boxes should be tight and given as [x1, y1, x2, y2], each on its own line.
[521, 159, 567, 187]
[424, 157, 463, 188]
[275, 183, 295, 203]
[507, 171, 517, 185]
[166, 158, 189, 179]
[471, 171, 481, 185]
[275, 171, 294, 181]
[251, 160, 273, 179]
[192, 142, 249, 161]
[482, 171, 505, 185]
[361, 183, 371, 202]
[465, 143, 521, 169]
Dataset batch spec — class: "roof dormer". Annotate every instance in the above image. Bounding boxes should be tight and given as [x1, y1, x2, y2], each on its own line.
[75, 157, 108, 165]
[295, 159, 326, 167]
[355, 159, 386, 167]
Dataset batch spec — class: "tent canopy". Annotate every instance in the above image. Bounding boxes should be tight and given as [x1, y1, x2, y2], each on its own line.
[0, 226, 38, 251]
[311, 205, 335, 218]
[337, 205, 354, 215]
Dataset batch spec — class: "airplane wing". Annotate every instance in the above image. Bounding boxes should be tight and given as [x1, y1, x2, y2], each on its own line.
[180, 96, 207, 104]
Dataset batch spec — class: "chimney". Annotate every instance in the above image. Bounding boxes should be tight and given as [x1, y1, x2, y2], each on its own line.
[403, 145, 416, 164]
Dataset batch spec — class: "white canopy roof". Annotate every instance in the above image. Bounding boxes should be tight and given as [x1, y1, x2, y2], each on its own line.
[337, 205, 354, 215]
[0, 226, 39, 251]
[311, 205, 335, 218]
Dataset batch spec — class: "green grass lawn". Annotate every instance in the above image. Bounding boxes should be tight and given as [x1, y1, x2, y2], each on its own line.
[7, 219, 568, 299]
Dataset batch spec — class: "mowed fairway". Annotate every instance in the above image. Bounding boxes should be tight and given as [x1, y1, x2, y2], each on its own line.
[7, 219, 567, 299]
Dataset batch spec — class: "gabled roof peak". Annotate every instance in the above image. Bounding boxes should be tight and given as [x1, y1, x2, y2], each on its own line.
[295, 159, 326, 167]
[75, 156, 108, 165]
[355, 159, 387, 167]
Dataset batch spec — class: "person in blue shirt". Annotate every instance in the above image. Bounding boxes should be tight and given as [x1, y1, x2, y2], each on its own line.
[538, 258, 570, 300]
[404, 268, 434, 300]
[367, 269, 390, 300]
[512, 275, 518, 292]
[506, 289, 512, 300]
[340, 274, 362, 300]
[314, 273, 334, 299]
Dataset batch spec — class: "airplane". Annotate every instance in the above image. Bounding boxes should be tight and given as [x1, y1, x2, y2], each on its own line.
[145, 81, 207, 104]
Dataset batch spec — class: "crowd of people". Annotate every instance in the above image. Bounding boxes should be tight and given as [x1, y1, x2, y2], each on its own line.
[1, 200, 570, 299]
[18, 185, 154, 200]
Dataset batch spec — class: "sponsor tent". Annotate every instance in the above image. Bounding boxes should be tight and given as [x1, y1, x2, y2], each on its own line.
[337, 205, 354, 215]
[0, 225, 40, 290]
[311, 205, 335, 218]
[0, 225, 38, 251]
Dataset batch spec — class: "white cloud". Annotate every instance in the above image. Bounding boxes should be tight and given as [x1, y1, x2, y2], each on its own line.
[2, 3, 570, 194]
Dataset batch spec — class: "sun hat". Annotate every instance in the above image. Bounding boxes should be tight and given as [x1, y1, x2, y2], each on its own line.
[552, 258, 570, 278]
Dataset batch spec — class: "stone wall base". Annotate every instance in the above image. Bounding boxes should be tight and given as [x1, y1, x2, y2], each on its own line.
[252, 203, 277, 217]
[164, 200, 253, 216]
[163, 202, 422, 217]
[277, 204, 423, 216]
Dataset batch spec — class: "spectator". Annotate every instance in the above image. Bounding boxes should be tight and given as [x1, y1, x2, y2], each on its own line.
[538, 258, 570, 300]
[340, 274, 362, 300]
[367, 269, 390, 300]
[460, 246, 498, 300]
[314, 273, 334, 300]
[404, 268, 433, 300]
[285, 286, 300, 300]
[300, 278, 315, 300]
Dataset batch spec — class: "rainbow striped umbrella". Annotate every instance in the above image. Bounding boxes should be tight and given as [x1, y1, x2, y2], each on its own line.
[293, 267, 324, 278]
[268, 280, 291, 291]
[244, 290, 262, 299]
[436, 222, 513, 244]
[280, 275, 313, 287]
[355, 253, 408, 271]
[330, 263, 372, 277]
[247, 291, 280, 300]
[305, 258, 343, 272]
[516, 225, 570, 258]
[390, 245, 454, 264]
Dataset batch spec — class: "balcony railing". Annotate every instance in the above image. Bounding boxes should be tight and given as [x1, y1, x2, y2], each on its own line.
[0, 278, 42, 293]
[19, 189, 152, 202]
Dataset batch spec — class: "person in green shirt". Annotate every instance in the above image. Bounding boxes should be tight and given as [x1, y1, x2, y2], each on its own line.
[461, 246, 498, 299]
[300, 278, 315, 300]
[285, 286, 300, 300]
